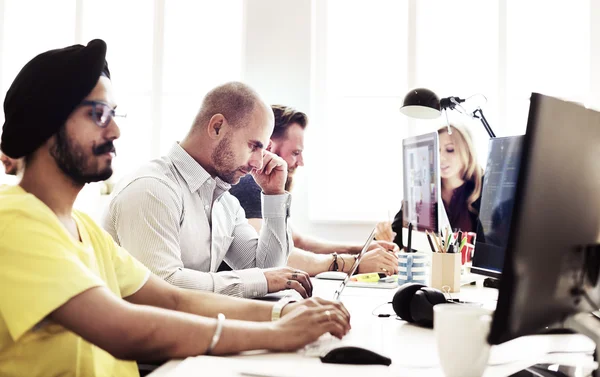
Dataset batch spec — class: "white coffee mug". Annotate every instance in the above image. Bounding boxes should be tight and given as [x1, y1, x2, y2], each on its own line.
[434, 303, 493, 377]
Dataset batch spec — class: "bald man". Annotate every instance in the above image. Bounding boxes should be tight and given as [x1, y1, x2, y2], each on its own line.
[102, 82, 312, 299]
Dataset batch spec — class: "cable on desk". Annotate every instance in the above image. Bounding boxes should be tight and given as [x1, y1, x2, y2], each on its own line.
[371, 301, 394, 318]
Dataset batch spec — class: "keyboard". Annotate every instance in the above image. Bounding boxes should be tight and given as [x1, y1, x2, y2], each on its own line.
[299, 333, 343, 357]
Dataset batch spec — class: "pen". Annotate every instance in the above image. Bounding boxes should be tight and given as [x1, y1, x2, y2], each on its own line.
[407, 222, 413, 253]
[425, 230, 436, 252]
[431, 230, 443, 253]
[435, 231, 444, 253]
[440, 229, 446, 253]
[456, 231, 463, 248]
[459, 235, 467, 251]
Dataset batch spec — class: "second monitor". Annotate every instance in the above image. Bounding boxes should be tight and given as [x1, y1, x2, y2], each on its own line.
[401, 131, 450, 252]
[471, 135, 524, 279]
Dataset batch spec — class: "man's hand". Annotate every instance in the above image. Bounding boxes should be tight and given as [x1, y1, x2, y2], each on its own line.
[263, 267, 313, 298]
[251, 151, 288, 195]
[270, 303, 351, 351]
[357, 247, 399, 276]
[281, 297, 351, 322]
[374, 221, 396, 242]
[368, 240, 399, 253]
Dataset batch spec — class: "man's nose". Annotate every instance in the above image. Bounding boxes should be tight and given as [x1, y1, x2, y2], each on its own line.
[297, 154, 305, 167]
[104, 118, 121, 141]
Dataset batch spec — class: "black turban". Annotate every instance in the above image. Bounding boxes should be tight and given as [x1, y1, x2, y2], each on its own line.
[1, 39, 110, 158]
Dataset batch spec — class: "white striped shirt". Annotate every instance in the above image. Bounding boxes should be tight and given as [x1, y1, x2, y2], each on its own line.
[101, 143, 292, 298]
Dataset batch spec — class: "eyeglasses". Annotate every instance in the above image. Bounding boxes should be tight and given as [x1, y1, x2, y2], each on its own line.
[79, 100, 127, 128]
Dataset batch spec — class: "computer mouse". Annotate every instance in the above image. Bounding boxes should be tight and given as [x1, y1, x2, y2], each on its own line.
[320, 346, 392, 366]
[315, 271, 348, 280]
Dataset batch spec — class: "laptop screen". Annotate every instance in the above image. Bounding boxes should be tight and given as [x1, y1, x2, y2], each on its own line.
[333, 227, 377, 300]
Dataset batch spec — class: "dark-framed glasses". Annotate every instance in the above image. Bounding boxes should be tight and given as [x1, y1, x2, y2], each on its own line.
[79, 100, 127, 128]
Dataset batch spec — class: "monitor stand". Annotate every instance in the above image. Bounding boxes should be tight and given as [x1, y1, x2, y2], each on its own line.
[483, 278, 501, 289]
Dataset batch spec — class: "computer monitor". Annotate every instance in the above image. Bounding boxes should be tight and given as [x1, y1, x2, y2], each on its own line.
[471, 136, 524, 279]
[488, 93, 600, 345]
[401, 132, 451, 252]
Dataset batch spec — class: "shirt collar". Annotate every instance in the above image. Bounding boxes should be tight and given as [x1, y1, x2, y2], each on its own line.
[167, 143, 231, 193]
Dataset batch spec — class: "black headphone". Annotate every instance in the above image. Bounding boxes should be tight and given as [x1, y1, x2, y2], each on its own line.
[392, 283, 452, 328]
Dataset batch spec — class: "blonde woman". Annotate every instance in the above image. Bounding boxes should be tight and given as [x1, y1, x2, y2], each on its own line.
[376, 125, 484, 247]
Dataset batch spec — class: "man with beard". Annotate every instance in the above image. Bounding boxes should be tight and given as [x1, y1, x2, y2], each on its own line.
[103, 82, 314, 299]
[0, 40, 350, 377]
[229, 105, 399, 276]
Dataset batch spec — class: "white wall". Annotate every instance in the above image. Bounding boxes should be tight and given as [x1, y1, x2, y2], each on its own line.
[242, 0, 373, 244]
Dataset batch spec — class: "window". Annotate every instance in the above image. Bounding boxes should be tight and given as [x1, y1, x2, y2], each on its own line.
[310, 0, 408, 222]
[161, 0, 244, 153]
[81, 0, 155, 178]
[0, 1, 244, 186]
[506, 0, 590, 136]
[1, 0, 75, 111]
[414, 0, 499, 170]
[312, 0, 594, 223]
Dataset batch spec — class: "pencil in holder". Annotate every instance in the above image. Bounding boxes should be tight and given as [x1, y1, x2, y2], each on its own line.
[431, 252, 461, 293]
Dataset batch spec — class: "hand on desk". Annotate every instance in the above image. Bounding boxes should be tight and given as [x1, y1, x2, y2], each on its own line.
[273, 298, 351, 351]
[264, 267, 313, 298]
[358, 247, 399, 276]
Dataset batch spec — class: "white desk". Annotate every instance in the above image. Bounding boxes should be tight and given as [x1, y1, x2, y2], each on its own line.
[149, 279, 596, 377]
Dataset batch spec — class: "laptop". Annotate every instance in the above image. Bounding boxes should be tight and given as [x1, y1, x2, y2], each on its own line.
[333, 227, 381, 300]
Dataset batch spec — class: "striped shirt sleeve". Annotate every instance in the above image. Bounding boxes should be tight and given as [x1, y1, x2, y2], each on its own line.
[224, 192, 293, 271]
[108, 177, 268, 298]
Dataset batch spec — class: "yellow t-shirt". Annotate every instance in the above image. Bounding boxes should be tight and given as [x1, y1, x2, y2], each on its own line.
[0, 185, 150, 377]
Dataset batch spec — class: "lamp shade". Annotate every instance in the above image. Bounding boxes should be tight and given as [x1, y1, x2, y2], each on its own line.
[399, 88, 442, 119]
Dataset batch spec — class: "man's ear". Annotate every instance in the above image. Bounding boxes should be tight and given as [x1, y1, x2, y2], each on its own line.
[267, 139, 273, 152]
[208, 114, 226, 140]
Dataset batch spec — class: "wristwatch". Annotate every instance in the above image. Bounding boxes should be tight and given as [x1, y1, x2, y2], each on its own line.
[271, 296, 296, 321]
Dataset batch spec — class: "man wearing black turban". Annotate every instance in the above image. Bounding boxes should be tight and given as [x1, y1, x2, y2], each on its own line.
[0, 41, 350, 377]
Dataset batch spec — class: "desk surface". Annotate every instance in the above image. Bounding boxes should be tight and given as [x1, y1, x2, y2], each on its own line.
[149, 279, 595, 377]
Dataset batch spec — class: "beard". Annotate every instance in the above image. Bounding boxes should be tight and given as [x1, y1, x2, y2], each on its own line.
[285, 173, 294, 192]
[211, 133, 251, 184]
[50, 125, 115, 185]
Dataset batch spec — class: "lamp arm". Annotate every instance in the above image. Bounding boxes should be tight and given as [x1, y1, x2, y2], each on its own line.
[472, 108, 496, 138]
[440, 94, 496, 138]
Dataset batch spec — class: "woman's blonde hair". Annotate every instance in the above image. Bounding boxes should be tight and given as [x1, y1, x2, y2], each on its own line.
[437, 125, 483, 214]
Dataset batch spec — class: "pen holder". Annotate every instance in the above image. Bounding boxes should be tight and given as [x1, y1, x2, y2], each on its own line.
[431, 252, 461, 293]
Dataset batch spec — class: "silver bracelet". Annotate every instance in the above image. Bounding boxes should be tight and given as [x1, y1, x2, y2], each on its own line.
[206, 313, 225, 355]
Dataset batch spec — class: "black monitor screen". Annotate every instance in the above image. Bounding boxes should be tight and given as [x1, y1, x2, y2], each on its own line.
[472, 136, 524, 278]
[489, 93, 600, 344]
